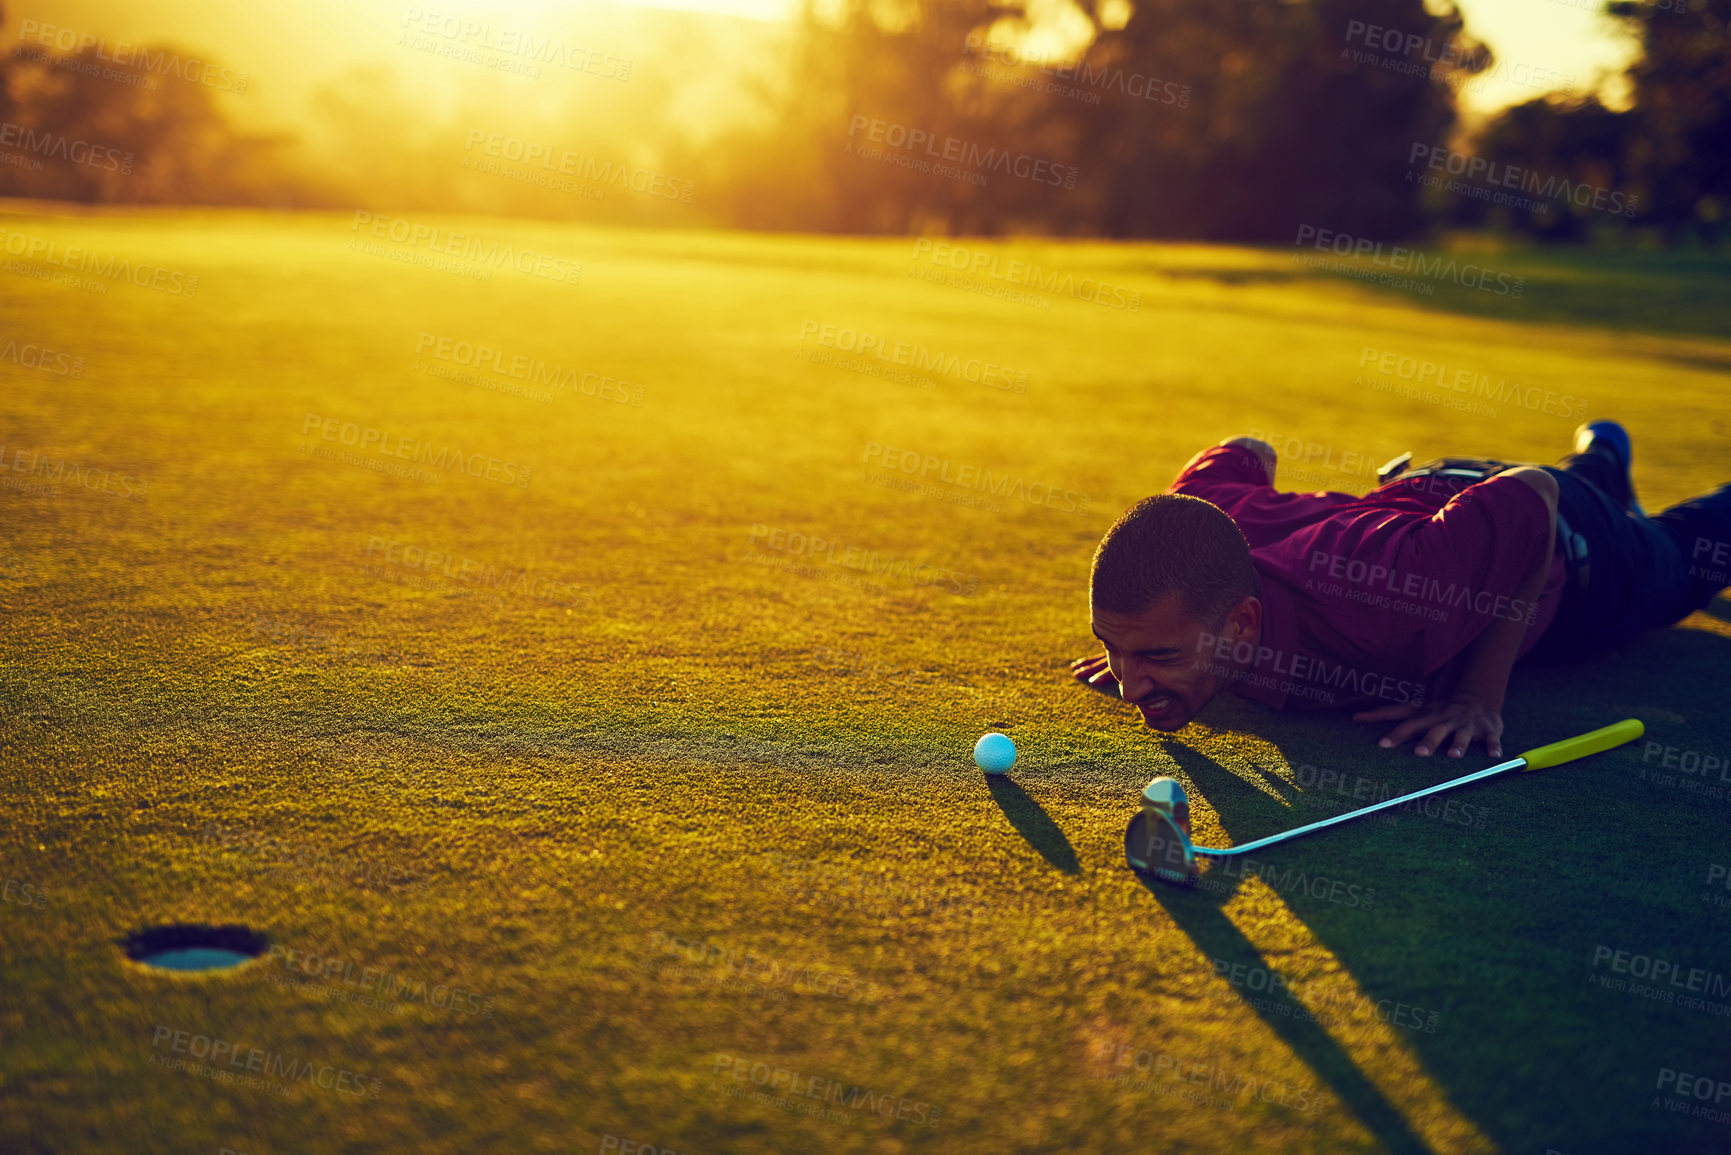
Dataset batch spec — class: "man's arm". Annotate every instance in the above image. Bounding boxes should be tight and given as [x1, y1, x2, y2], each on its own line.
[1220, 436, 1277, 486]
[1353, 467, 1559, 758]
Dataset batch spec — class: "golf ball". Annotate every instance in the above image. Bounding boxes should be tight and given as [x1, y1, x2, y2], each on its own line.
[973, 732, 1017, 774]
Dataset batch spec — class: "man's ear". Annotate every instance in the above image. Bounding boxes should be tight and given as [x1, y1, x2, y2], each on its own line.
[1222, 595, 1262, 645]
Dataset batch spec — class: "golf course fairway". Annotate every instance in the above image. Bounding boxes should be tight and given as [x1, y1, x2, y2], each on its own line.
[3, 204, 1729, 1153]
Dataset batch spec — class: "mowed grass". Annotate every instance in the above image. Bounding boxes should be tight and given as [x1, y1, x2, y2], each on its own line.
[2, 203, 1730, 1155]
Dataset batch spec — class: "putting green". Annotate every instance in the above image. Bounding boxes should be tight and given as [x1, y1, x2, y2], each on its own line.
[2, 204, 1729, 1153]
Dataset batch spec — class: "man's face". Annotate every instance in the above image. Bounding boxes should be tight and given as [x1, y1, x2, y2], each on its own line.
[1091, 594, 1258, 731]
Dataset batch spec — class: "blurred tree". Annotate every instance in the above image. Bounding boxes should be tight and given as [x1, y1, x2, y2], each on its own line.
[1446, 96, 1632, 241]
[697, 0, 1473, 238]
[1460, 0, 1728, 244]
[0, 38, 315, 206]
[1611, 0, 1731, 241]
[1065, 0, 1472, 239]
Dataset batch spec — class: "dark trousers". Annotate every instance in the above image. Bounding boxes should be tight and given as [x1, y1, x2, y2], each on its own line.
[1528, 448, 1731, 662]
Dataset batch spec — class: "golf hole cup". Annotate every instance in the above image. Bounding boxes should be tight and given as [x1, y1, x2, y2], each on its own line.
[1138, 776, 1198, 885]
[974, 732, 1017, 775]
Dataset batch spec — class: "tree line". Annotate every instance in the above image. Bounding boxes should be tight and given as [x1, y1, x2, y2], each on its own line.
[0, 0, 1724, 243]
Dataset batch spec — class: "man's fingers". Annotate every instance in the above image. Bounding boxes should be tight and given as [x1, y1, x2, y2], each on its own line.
[1413, 720, 1455, 757]
[1446, 723, 1476, 758]
[1070, 656, 1115, 684]
[1377, 715, 1433, 748]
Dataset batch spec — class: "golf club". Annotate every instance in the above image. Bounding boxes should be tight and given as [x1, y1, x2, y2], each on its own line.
[1126, 718, 1645, 885]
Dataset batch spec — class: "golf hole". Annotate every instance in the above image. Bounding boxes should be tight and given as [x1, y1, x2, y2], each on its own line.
[124, 924, 269, 973]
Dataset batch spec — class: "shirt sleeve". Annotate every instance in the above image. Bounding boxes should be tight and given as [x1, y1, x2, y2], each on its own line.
[1171, 443, 1272, 492]
[1399, 472, 1556, 673]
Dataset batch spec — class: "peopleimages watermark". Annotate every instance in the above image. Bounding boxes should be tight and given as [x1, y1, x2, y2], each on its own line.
[846, 115, 1079, 189]
[1654, 1067, 1731, 1127]
[1212, 958, 1440, 1034]
[599, 1135, 688, 1155]
[1342, 20, 1575, 94]
[1293, 225, 1525, 297]
[0, 337, 84, 377]
[708, 1054, 943, 1127]
[413, 331, 644, 407]
[749, 523, 979, 596]
[14, 19, 250, 92]
[806, 644, 1023, 720]
[149, 1024, 381, 1100]
[1086, 1036, 1326, 1114]
[861, 441, 1091, 515]
[0, 446, 147, 501]
[961, 34, 1191, 108]
[246, 615, 419, 672]
[461, 130, 692, 203]
[797, 320, 1028, 394]
[347, 211, 581, 287]
[266, 943, 497, 1018]
[398, 7, 631, 81]
[199, 820, 432, 894]
[1692, 536, 1731, 588]
[0, 120, 132, 173]
[298, 412, 534, 489]
[643, 930, 880, 1004]
[1303, 548, 1541, 627]
[1197, 852, 1378, 911]
[1639, 739, 1731, 803]
[1704, 863, 1731, 909]
[1194, 632, 1426, 708]
[0, 224, 200, 297]
[362, 535, 594, 610]
[909, 239, 1139, 311]
[2, 875, 49, 910]
[762, 851, 993, 922]
[1588, 945, 1731, 1017]
[1355, 345, 1587, 421]
[1293, 761, 1490, 829]
[1408, 143, 1637, 219]
[1242, 426, 1384, 487]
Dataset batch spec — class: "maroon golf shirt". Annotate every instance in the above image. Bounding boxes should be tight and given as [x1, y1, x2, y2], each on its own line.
[1168, 444, 1567, 711]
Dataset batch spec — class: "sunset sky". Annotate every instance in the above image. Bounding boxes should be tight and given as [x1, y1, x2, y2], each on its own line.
[5, 0, 1640, 136]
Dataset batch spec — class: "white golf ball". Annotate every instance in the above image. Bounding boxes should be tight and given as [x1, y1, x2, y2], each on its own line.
[973, 732, 1017, 774]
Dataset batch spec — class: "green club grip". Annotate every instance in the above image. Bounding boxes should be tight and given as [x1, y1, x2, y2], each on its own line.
[1518, 718, 1644, 771]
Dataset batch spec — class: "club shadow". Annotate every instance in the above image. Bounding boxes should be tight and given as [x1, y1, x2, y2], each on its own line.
[985, 774, 1081, 875]
[1135, 873, 1433, 1155]
[1161, 739, 1306, 871]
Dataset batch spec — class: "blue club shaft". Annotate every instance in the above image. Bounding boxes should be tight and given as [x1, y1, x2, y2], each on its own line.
[1190, 755, 1528, 857]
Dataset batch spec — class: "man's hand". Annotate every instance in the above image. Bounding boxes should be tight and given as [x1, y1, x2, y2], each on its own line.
[1353, 692, 1504, 759]
[1070, 654, 1118, 691]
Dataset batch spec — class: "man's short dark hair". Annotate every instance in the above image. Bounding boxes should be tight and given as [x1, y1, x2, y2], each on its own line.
[1091, 494, 1256, 627]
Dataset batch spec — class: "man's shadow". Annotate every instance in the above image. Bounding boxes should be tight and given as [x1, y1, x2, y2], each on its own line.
[1098, 614, 1731, 1153]
[985, 774, 1081, 875]
[1135, 741, 1434, 1155]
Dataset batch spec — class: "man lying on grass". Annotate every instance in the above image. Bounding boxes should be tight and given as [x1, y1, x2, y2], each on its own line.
[1071, 422, 1731, 759]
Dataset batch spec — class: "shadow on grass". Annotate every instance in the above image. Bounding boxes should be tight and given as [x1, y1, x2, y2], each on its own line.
[1137, 743, 1431, 1153]
[985, 774, 1081, 875]
[1270, 248, 1731, 344]
[1136, 872, 1433, 1155]
[1106, 620, 1731, 1153]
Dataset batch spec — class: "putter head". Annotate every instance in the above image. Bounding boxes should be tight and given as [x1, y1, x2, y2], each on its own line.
[1126, 776, 1199, 886]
